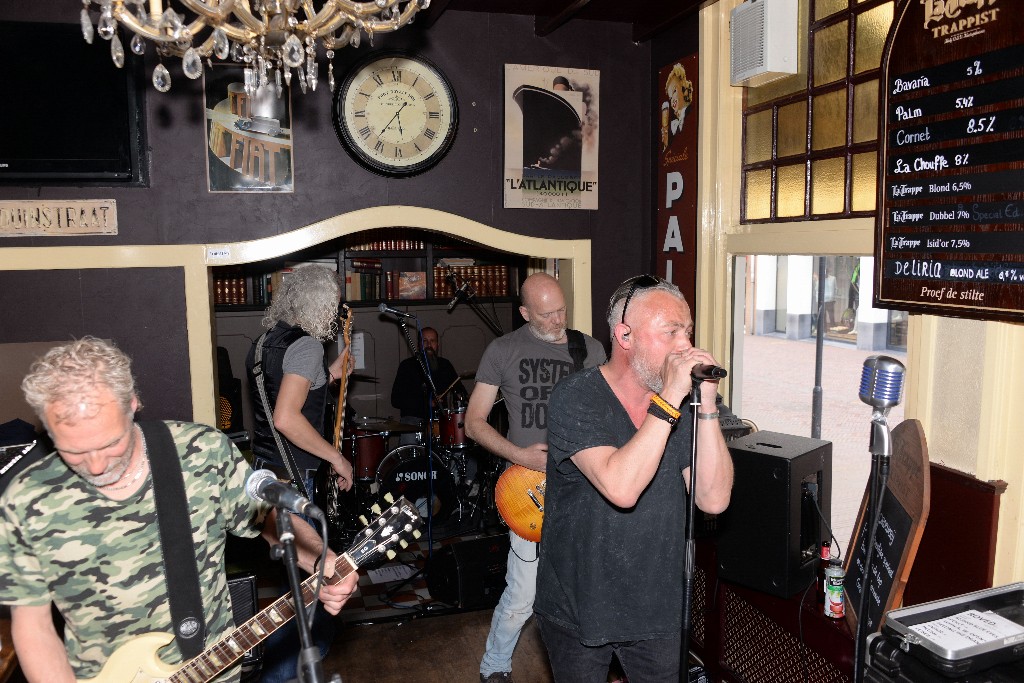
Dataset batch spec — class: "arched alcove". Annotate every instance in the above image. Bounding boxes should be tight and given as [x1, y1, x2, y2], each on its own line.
[200, 206, 593, 424]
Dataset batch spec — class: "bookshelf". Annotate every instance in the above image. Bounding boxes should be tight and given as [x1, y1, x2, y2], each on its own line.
[340, 228, 523, 307]
[211, 228, 526, 312]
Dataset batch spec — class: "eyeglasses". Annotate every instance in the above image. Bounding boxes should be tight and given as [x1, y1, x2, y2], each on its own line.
[619, 274, 661, 324]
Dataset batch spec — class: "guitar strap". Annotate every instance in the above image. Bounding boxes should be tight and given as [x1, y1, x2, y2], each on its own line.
[566, 329, 587, 373]
[139, 419, 207, 659]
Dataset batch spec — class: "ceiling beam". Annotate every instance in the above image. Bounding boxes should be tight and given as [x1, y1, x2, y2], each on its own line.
[535, 0, 593, 37]
[632, 0, 706, 43]
[418, 0, 454, 30]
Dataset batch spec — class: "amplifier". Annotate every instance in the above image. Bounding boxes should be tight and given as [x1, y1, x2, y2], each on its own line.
[716, 431, 832, 598]
[226, 572, 263, 682]
[427, 534, 510, 609]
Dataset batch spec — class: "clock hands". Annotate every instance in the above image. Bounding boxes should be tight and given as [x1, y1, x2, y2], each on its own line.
[383, 101, 408, 137]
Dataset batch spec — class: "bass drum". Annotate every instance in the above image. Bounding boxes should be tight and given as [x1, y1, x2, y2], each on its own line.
[376, 445, 461, 525]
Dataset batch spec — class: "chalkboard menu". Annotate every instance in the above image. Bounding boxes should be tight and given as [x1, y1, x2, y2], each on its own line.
[875, 0, 1022, 321]
[844, 419, 929, 632]
[846, 486, 913, 633]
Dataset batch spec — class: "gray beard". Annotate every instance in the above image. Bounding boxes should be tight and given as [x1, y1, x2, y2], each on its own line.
[630, 349, 664, 394]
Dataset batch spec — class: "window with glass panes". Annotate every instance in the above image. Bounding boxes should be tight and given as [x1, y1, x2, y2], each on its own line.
[741, 0, 893, 222]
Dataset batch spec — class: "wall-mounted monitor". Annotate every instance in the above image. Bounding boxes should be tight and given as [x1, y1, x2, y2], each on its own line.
[0, 20, 147, 185]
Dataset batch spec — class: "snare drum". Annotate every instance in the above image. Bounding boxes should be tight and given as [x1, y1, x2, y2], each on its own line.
[439, 407, 468, 449]
[376, 445, 461, 524]
[341, 427, 386, 481]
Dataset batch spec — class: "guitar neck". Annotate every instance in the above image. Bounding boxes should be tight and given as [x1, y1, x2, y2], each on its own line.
[168, 554, 357, 683]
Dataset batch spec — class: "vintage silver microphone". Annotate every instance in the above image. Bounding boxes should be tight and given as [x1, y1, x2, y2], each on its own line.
[859, 355, 906, 457]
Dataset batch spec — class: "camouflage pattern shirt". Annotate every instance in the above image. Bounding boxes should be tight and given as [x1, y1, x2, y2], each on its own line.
[0, 421, 267, 681]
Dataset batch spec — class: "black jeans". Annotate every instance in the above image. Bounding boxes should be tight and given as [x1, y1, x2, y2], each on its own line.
[536, 613, 681, 683]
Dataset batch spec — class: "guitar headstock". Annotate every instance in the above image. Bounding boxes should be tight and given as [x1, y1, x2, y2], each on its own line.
[345, 496, 422, 568]
[340, 304, 353, 340]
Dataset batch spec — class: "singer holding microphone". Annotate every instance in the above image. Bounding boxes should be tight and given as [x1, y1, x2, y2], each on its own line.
[535, 275, 734, 683]
[0, 337, 357, 683]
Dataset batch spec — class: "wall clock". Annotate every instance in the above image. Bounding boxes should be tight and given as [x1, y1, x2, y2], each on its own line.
[332, 51, 458, 177]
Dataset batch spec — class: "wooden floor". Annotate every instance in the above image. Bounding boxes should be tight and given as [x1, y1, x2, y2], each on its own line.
[324, 609, 554, 683]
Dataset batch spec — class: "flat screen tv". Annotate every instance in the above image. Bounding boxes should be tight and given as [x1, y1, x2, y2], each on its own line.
[0, 20, 147, 184]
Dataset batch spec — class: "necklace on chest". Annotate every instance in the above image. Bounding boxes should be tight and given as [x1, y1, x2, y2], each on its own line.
[103, 428, 149, 492]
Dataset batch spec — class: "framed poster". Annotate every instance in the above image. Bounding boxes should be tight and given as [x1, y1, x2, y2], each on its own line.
[504, 64, 599, 210]
[204, 63, 294, 193]
[656, 56, 698, 311]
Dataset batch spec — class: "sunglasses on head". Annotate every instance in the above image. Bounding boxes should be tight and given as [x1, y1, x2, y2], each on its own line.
[619, 274, 661, 324]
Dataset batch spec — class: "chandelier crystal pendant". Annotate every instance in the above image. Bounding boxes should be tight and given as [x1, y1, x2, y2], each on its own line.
[79, 0, 431, 95]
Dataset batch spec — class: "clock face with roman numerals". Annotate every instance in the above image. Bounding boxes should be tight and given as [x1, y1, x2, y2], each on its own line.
[332, 51, 458, 177]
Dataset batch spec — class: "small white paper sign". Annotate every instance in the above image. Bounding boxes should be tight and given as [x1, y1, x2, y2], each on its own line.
[366, 563, 417, 585]
[910, 610, 1024, 650]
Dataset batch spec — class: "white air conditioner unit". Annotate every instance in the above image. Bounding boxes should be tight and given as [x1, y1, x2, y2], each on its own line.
[730, 0, 798, 87]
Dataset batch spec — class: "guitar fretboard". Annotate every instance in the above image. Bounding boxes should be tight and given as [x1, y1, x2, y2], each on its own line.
[168, 555, 357, 683]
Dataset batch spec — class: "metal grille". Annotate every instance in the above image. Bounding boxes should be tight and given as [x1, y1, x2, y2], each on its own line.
[691, 563, 708, 648]
[721, 587, 850, 683]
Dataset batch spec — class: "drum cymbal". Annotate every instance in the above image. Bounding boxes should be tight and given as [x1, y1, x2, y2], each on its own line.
[352, 417, 422, 433]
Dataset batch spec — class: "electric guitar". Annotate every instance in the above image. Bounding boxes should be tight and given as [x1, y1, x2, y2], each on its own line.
[77, 496, 421, 683]
[494, 464, 546, 542]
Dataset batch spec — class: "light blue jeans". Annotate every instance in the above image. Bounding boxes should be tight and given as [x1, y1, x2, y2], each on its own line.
[480, 532, 538, 677]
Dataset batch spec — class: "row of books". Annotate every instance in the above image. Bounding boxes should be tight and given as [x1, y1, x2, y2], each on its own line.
[214, 262, 330, 307]
[435, 264, 512, 298]
[347, 227, 427, 252]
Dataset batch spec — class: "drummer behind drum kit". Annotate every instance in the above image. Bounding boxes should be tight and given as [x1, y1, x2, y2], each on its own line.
[316, 403, 501, 548]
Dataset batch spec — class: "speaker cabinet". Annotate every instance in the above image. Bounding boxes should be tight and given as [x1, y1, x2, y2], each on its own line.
[716, 431, 832, 598]
[226, 572, 263, 682]
[427, 534, 510, 609]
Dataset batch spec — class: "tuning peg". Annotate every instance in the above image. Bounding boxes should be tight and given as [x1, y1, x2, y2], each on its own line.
[386, 550, 396, 560]
[370, 504, 382, 515]
[399, 540, 409, 549]
[358, 515, 368, 526]
[412, 530, 421, 539]
[383, 493, 395, 504]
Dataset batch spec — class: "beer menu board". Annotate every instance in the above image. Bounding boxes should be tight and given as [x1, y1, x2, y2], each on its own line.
[875, 0, 1021, 321]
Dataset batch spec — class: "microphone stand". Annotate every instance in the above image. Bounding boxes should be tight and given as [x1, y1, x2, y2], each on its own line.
[680, 381, 702, 683]
[853, 408, 893, 683]
[445, 268, 504, 336]
[271, 510, 327, 683]
[396, 316, 439, 559]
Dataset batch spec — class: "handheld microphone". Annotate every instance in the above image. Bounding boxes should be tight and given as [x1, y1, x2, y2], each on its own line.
[245, 469, 324, 520]
[447, 282, 471, 312]
[692, 364, 727, 380]
[378, 302, 417, 319]
[859, 355, 905, 412]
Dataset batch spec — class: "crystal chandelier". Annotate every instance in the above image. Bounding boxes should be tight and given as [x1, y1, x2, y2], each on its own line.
[79, 0, 430, 94]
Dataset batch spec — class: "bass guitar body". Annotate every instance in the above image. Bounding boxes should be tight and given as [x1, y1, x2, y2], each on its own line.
[494, 464, 546, 543]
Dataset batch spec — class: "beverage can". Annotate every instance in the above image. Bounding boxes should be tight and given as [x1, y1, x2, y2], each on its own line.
[824, 563, 845, 618]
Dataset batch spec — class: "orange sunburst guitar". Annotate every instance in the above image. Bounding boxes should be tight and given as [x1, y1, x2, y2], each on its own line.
[494, 464, 546, 542]
[76, 497, 421, 683]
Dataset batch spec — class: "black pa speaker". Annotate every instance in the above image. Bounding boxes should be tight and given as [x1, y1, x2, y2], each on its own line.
[226, 572, 263, 682]
[716, 431, 832, 598]
[427, 534, 511, 609]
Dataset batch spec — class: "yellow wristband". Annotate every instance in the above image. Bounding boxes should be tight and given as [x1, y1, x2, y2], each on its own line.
[650, 393, 682, 420]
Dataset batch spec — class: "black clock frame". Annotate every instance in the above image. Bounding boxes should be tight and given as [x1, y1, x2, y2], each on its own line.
[331, 49, 459, 178]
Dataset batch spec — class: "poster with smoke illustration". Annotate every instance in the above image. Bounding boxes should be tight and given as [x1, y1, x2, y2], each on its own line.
[504, 64, 599, 210]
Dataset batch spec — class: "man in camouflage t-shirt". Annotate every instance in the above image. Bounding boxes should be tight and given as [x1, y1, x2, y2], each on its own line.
[0, 337, 357, 682]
